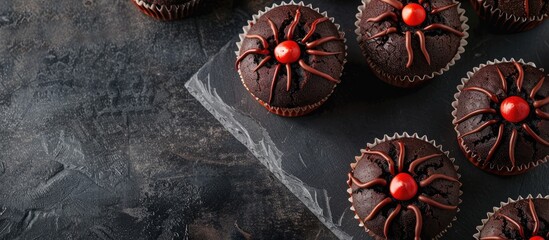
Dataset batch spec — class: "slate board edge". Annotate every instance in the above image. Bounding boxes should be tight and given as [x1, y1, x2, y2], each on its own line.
[185, 41, 352, 240]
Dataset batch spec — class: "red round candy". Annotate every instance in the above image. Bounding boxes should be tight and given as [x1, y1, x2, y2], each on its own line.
[390, 173, 418, 201]
[530, 236, 545, 240]
[401, 3, 427, 27]
[274, 40, 301, 64]
[500, 96, 530, 123]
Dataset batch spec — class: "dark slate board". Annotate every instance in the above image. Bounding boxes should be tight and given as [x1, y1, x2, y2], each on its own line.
[186, 0, 549, 239]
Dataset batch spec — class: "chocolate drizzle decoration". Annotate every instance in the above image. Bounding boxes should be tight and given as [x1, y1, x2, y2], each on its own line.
[365, 0, 463, 68]
[480, 199, 543, 240]
[456, 61, 549, 170]
[236, 7, 344, 104]
[348, 140, 459, 239]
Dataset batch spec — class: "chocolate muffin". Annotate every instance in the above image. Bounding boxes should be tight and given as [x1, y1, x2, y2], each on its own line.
[474, 195, 549, 239]
[356, 0, 468, 87]
[235, 3, 346, 117]
[471, 0, 548, 32]
[453, 59, 549, 175]
[347, 134, 461, 239]
[132, 0, 203, 21]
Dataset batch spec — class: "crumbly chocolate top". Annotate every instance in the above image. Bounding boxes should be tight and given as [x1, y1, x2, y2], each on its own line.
[357, 0, 464, 78]
[237, 5, 346, 108]
[348, 137, 460, 239]
[454, 61, 549, 174]
[483, 0, 549, 18]
[479, 198, 549, 239]
[144, 0, 194, 5]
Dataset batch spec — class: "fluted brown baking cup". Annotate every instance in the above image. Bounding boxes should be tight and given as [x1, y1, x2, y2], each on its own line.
[235, 1, 347, 117]
[347, 132, 462, 239]
[473, 194, 549, 240]
[132, 0, 202, 21]
[355, 0, 469, 88]
[451, 58, 549, 175]
[470, 0, 548, 33]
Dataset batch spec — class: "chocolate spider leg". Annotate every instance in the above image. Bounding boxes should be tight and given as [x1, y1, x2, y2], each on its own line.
[534, 96, 549, 108]
[268, 64, 282, 104]
[408, 153, 443, 175]
[287, 8, 301, 40]
[498, 213, 525, 238]
[419, 174, 459, 187]
[535, 109, 549, 120]
[496, 66, 508, 92]
[366, 27, 397, 40]
[302, 17, 329, 43]
[245, 34, 269, 49]
[423, 24, 465, 37]
[364, 197, 392, 221]
[529, 199, 540, 235]
[483, 124, 504, 167]
[366, 11, 398, 23]
[235, 49, 270, 70]
[298, 59, 341, 84]
[522, 124, 549, 147]
[525, 0, 530, 17]
[306, 50, 342, 56]
[415, 31, 431, 65]
[462, 87, 500, 103]
[509, 128, 518, 168]
[405, 31, 414, 68]
[458, 120, 498, 139]
[418, 195, 457, 210]
[267, 18, 280, 44]
[253, 56, 272, 72]
[480, 237, 507, 240]
[348, 173, 388, 188]
[530, 76, 545, 99]
[513, 62, 524, 92]
[397, 141, 405, 173]
[407, 205, 422, 240]
[381, 0, 404, 9]
[384, 204, 402, 238]
[454, 108, 497, 124]
[360, 149, 396, 175]
[286, 64, 292, 91]
[306, 36, 343, 49]
[430, 2, 459, 14]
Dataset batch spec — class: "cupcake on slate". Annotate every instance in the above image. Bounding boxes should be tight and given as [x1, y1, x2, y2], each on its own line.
[132, 0, 203, 21]
[452, 58, 549, 175]
[235, 2, 346, 117]
[471, 0, 548, 32]
[347, 133, 461, 239]
[355, 0, 468, 87]
[474, 195, 549, 239]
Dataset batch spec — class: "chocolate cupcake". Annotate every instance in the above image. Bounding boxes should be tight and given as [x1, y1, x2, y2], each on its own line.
[355, 0, 468, 87]
[347, 133, 461, 239]
[474, 195, 549, 239]
[471, 0, 548, 32]
[452, 58, 549, 176]
[132, 0, 203, 21]
[235, 2, 346, 117]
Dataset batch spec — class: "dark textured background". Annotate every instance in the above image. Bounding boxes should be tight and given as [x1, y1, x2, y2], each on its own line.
[0, 0, 337, 239]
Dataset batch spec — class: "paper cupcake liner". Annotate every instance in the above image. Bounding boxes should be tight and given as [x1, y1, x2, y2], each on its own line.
[347, 132, 462, 239]
[355, 0, 469, 88]
[451, 58, 549, 175]
[132, 0, 202, 21]
[473, 194, 549, 240]
[235, 1, 347, 117]
[470, 0, 548, 33]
